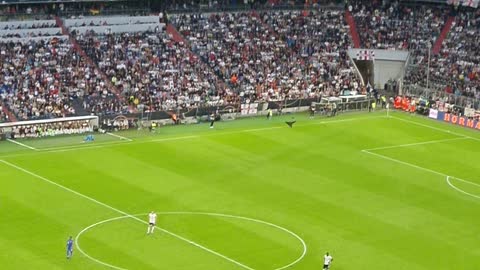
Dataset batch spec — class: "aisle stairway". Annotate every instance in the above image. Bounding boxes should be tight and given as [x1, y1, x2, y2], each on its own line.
[345, 10, 361, 48]
[432, 16, 455, 54]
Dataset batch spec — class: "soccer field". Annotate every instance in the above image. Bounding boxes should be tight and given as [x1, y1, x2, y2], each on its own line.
[1, 111, 479, 270]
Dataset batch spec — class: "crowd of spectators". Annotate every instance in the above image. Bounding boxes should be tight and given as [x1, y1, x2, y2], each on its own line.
[1, 1, 479, 123]
[0, 30, 62, 39]
[77, 29, 232, 112]
[0, 8, 366, 122]
[0, 20, 61, 39]
[262, 9, 360, 97]
[173, 10, 360, 103]
[406, 9, 480, 101]
[350, 0, 480, 103]
[68, 19, 158, 28]
[164, 0, 341, 11]
[352, 0, 448, 60]
[0, 37, 119, 120]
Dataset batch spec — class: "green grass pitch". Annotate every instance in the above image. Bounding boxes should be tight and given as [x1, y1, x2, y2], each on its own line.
[1, 111, 479, 270]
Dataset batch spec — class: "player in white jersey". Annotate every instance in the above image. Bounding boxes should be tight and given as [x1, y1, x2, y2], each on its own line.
[323, 252, 333, 270]
[147, 211, 157, 234]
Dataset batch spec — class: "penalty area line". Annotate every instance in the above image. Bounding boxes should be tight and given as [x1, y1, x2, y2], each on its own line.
[361, 150, 480, 200]
[390, 116, 480, 142]
[106, 132, 133, 142]
[446, 176, 480, 200]
[7, 139, 37, 150]
[362, 137, 468, 152]
[0, 159, 255, 270]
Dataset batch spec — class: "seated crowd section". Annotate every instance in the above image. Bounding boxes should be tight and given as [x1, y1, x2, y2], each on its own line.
[352, 1, 448, 53]
[352, 0, 479, 102]
[172, 9, 359, 103]
[0, 37, 112, 121]
[406, 9, 480, 101]
[76, 29, 230, 112]
[1, 1, 480, 123]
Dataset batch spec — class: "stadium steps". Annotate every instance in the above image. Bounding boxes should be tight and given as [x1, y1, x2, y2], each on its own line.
[55, 16, 68, 35]
[55, 17, 129, 110]
[345, 10, 361, 48]
[166, 23, 186, 44]
[432, 16, 455, 55]
[166, 23, 228, 93]
[1, 101, 17, 122]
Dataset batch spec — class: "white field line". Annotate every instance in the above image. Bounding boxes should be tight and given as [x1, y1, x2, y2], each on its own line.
[362, 137, 469, 152]
[0, 159, 254, 270]
[162, 212, 307, 270]
[446, 176, 480, 200]
[362, 150, 480, 200]
[390, 116, 480, 142]
[41, 140, 131, 152]
[0, 115, 385, 158]
[151, 135, 199, 142]
[38, 136, 202, 154]
[364, 114, 480, 199]
[361, 150, 445, 177]
[449, 175, 480, 188]
[76, 212, 307, 270]
[7, 139, 37, 150]
[106, 132, 133, 142]
[243, 126, 283, 132]
[75, 215, 129, 270]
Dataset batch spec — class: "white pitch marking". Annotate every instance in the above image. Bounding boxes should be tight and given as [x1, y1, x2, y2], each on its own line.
[243, 126, 283, 132]
[0, 160, 254, 270]
[390, 116, 480, 142]
[75, 215, 129, 270]
[446, 176, 480, 200]
[75, 212, 307, 270]
[362, 150, 480, 200]
[362, 137, 468, 152]
[151, 135, 199, 142]
[448, 175, 480, 188]
[41, 140, 131, 152]
[361, 150, 445, 177]
[106, 132, 133, 142]
[7, 139, 37, 150]
[0, 115, 386, 158]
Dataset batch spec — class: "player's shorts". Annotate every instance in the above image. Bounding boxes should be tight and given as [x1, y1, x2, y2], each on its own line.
[149, 222, 155, 226]
[323, 265, 329, 270]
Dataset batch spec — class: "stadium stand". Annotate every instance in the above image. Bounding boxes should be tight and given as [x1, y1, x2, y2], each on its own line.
[0, 0, 479, 123]
[172, 10, 359, 103]
[0, 36, 116, 120]
[76, 29, 231, 112]
[352, 1, 449, 54]
[261, 9, 361, 96]
[404, 9, 480, 100]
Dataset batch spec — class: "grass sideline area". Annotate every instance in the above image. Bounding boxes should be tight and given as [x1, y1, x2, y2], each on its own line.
[0, 111, 479, 270]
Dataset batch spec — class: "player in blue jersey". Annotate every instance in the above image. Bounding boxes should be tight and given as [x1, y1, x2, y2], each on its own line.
[66, 236, 74, 259]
